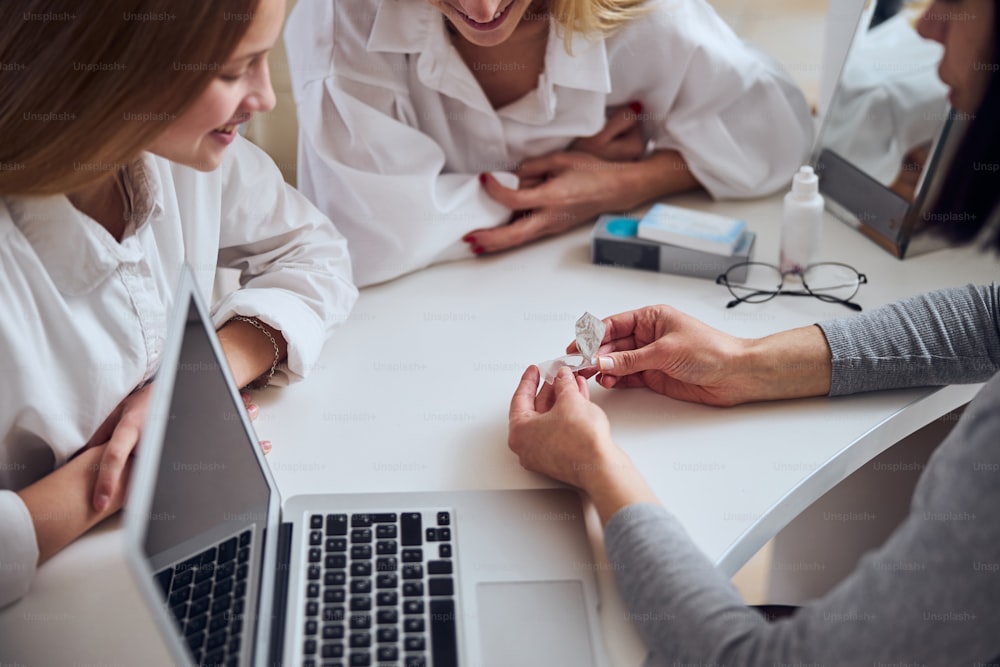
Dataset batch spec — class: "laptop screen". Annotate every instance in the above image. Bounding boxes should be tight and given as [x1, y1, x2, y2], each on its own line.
[142, 299, 271, 565]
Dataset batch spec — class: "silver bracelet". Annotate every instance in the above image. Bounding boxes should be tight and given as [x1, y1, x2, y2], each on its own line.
[231, 315, 280, 389]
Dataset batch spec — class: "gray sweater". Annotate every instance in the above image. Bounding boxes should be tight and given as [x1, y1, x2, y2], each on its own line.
[605, 284, 1000, 666]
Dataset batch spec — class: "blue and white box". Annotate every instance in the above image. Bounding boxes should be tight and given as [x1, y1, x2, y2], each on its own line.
[637, 203, 747, 256]
[591, 215, 754, 281]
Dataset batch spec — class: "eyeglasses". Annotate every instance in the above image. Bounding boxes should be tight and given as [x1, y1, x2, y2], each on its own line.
[716, 262, 868, 311]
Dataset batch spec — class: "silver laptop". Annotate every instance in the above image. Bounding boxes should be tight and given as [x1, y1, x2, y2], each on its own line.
[124, 266, 608, 667]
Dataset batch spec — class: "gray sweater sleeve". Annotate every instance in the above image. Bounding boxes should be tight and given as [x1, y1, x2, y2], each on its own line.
[605, 372, 1000, 665]
[817, 284, 1000, 395]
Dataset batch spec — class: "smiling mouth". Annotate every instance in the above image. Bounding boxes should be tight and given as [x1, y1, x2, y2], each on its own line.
[212, 116, 249, 134]
[454, 1, 512, 29]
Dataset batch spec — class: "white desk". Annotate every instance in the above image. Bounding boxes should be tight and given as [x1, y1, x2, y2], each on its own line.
[1, 192, 996, 666]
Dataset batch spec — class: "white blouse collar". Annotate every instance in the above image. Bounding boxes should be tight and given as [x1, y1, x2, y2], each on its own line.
[6, 154, 164, 296]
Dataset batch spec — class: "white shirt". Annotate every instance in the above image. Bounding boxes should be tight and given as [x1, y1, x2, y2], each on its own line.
[286, 0, 813, 286]
[817, 11, 948, 186]
[0, 137, 358, 607]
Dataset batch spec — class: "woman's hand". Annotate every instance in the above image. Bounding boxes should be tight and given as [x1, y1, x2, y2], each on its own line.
[508, 366, 658, 524]
[573, 305, 832, 406]
[83, 388, 267, 512]
[569, 104, 647, 163]
[469, 151, 629, 254]
[508, 365, 615, 489]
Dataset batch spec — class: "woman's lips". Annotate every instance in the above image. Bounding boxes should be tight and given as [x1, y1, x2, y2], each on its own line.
[454, 1, 513, 31]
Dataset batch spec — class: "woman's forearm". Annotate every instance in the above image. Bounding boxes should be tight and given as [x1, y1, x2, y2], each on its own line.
[738, 324, 833, 402]
[217, 318, 289, 389]
[16, 446, 125, 564]
[615, 149, 702, 211]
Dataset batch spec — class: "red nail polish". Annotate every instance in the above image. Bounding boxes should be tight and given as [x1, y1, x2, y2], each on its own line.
[472, 246, 485, 255]
[463, 235, 476, 244]
[628, 101, 643, 114]
[478, 173, 488, 185]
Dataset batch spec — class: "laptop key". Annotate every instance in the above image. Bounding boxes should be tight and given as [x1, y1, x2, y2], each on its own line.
[429, 599, 459, 667]
[403, 618, 424, 633]
[376, 624, 398, 641]
[173, 567, 194, 589]
[377, 646, 399, 661]
[438, 544, 452, 559]
[322, 643, 344, 658]
[402, 564, 422, 579]
[349, 613, 371, 630]
[155, 569, 173, 597]
[404, 655, 426, 667]
[402, 582, 423, 597]
[326, 537, 347, 552]
[185, 613, 208, 636]
[428, 560, 452, 575]
[209, 611, 228, 633]
[375, 524, 396, 539]
[211, 594, 232, 615]
[325, 571, 346, 586]
[350, 579, 372, 594]
[310, 514, 324, 530]
[350, 596, 372, 611]
[375, 557, 397, 573]
[375, 540, 397, 555]
[401, 549, 422, 563]
[170, 601, 188, 622]
[204, 648, 224, 666]
[326, 514, 348, 536]
[350, 528, 372, 543]
[169, 586, 191, 608]
[376, 574, 397, 589]
[192, 579, 212, 601]
[437, 511, 450, 526]
[218, 536, 238, 564]
[304, 639, 317, 655]
[404, 636, 425, 651]
[322, 623, 344, 640]
[351, 513, 373, 528]
[205, 628, 227, 651]
[372, 513, 397, 523]
[376, 591, 398, 607]
[348, 652, 371, 666]
[349, 632, 371, 648]
[324, 588, 346, 604]
[189, 597, 210, 618]
[402, 600, 423, 615]
[428, 577, 454, 597]
[400, 513, 422, 546]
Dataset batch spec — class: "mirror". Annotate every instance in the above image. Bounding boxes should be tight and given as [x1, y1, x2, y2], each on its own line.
[812, 0, 961, 258]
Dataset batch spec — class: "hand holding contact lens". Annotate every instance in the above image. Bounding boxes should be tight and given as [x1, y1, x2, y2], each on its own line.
[538, 312, 606, 384]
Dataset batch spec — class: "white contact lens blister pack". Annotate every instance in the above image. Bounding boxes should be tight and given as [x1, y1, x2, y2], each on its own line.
[537, 312, 606, 384]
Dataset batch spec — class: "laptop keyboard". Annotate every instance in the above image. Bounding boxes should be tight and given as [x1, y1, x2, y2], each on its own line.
[302, 511, 458, 667]
[154, 529, 253, 667]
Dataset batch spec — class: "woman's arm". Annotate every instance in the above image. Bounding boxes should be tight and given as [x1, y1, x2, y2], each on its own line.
[210, 137, 358, 385]
[508, 365, 1000, 664]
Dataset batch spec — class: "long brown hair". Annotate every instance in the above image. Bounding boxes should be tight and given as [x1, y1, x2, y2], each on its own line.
[0, 0, 260, 196]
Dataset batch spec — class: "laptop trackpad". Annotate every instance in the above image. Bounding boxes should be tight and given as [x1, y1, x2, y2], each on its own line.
[477, 581, 597, 667]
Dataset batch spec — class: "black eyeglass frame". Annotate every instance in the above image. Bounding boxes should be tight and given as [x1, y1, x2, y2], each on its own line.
[715, 261, 868, 311]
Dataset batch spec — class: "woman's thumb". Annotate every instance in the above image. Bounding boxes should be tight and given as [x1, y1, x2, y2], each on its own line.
[597, 346, 657, 376]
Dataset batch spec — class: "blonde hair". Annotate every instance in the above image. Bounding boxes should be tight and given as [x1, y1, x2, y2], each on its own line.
[0, 0, 260, 196]
[548, 0, 652, 46]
